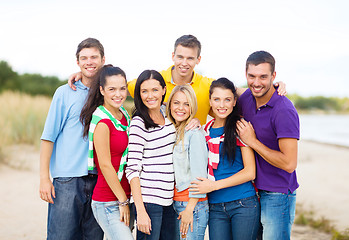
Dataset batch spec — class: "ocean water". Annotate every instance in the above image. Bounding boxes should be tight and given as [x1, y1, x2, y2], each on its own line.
[300, 114, 349, 147]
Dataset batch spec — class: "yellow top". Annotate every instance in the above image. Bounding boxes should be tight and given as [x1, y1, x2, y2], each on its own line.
[128, 66, 215, 124]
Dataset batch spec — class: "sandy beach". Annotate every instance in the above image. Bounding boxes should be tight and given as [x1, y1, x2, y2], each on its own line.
[0, 140, 347, 239]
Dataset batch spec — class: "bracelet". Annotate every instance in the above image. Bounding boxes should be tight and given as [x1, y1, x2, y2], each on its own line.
[117, 199, 130, 206]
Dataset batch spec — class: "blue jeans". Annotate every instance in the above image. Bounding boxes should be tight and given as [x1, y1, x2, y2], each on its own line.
[47, 176, 103, 240]
[259, 190, 297, 240]
[134, 203, 176, 240]
[91, 200, 134, 240]
[173, 200, 209, 240]
[208, 195, 260, 240]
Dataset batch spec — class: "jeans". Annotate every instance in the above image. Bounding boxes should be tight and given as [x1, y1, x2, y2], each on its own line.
[134, 203, 176, 240]
[208, 195, 260, 240]
[173, 200, 209, 240]
[259, 190, 297, 240]
[91, 200, 134, 240]
[47, 176, 103, 240]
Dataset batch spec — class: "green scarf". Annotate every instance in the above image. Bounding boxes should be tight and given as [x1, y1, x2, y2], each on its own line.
[88, 105, 131, 181]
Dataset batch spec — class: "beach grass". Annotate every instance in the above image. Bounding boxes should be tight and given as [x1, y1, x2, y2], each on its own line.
[0, 91, 51, 148]
[295, 204, 349, 239]
[0, 91, 134, 163]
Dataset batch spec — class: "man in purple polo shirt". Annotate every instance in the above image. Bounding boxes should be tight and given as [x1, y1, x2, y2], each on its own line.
[237, 51, 299, 240]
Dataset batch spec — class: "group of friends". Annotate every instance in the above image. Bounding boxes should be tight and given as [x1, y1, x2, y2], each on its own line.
[39, 35, 300, 240]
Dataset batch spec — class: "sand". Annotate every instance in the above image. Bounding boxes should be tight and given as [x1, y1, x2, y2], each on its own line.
[0, 140, 347, 239]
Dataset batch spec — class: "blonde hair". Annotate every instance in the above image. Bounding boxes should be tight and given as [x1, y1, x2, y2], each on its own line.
[166, 85, 198, 146]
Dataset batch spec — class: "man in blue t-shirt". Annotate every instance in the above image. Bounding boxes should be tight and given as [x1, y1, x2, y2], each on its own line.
[39, 38, 105, 240]
[237, 51, 300, 240]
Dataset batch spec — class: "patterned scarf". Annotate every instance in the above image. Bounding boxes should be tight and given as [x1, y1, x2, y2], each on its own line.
[203, 119, 224, 181]
[88, 105, 131, 181]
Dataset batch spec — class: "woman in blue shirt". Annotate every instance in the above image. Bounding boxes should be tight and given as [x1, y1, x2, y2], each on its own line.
[190, 78, 260, 240]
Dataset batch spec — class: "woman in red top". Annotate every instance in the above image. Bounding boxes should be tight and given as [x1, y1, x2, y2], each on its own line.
[80, 65, 133, 240]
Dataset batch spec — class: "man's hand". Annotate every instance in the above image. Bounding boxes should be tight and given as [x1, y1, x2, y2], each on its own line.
[237, 119, 257, 147]
[39, 178, 55, 204]
[68, 72, 82, 91]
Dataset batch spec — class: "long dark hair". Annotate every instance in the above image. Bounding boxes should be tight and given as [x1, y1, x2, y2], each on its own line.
[209, 77, 241, 162]
[133, 69, 166, 129]
[80, 64, 126, 138]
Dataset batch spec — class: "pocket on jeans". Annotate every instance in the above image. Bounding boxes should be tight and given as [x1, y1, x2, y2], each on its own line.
[239, 197, 258, 208]
[54, 177, 74, 183]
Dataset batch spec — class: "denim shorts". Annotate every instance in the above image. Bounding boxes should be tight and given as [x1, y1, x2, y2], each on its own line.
[208, 195, 260, 240]
[47, 176, 103, 240]
[173, 200, 209, 240]
[91, 200, 134, 240]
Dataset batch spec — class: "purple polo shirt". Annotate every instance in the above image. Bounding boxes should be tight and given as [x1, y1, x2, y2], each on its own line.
[239, 89, 300, 194]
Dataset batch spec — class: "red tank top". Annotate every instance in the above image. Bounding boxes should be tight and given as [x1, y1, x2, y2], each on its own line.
[92, 116, 131, 201]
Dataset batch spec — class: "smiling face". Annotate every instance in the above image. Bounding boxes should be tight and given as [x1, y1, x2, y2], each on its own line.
[246, 63, 276, 100]
[172, 45, 201, 81]
[100, 74, 127, 111]
[77, 47, 105, 80]
[170, 91, 191, 124]
[140, 79, 166, 111]
[209, 87, 236, 123]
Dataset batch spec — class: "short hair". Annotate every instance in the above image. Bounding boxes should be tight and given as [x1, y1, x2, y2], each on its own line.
[174, 35, 201, 57]
[246, 50, 275, 73]
[166, 85, 198, 146]
[133, 70, 166, 129]
[76, 38, 104, 60]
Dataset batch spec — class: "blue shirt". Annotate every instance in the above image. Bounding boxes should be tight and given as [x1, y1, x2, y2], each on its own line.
[239, 89, 299, 194]
[208, 126, 256, 204]
[41, 80, 90, 178]
[173, 128, 208, 199]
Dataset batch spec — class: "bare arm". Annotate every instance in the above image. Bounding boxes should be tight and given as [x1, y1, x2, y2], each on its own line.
[94, 123, 130, 225]
[237, 119, 298, 173]
[190, 146, 256, 194]
[39, 140, 55, 203]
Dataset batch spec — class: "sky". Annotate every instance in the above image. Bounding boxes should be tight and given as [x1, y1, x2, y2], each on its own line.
[1, 0, 348, 97]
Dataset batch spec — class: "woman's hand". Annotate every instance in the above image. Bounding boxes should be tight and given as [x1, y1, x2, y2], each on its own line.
[137, 209, 152, 235]
[185, 118, 201, 131]
[189, 177, 216, 194]
[119, 204, 130, 226]
[178, 208, 194, 236]
[274, 81, 287, 96]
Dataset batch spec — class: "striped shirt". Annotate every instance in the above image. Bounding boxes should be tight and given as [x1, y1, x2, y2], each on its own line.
[125, 116, 176, 206]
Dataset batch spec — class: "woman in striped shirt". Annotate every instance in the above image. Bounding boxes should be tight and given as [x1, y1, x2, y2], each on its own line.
[125, 70, 177, 240]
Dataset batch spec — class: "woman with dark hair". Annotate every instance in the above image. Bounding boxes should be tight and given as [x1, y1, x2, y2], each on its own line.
[190, 78, 260, 240]
[125, 70, 177, 240]
[80, 65, 134, 240]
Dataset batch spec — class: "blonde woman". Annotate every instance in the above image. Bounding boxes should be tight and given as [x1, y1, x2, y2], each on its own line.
[166, 85, 208, 240]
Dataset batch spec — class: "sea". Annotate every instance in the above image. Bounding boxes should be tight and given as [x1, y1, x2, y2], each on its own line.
[300, 114, 349, 147]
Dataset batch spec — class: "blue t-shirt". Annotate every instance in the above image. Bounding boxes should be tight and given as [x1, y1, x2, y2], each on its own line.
[41, 80, 90, 178]
[208, 126, 256, 204]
